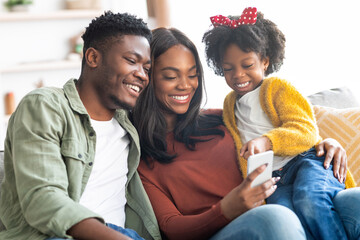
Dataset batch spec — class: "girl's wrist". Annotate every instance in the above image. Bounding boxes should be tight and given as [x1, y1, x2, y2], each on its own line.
[263, 136, 273, 150]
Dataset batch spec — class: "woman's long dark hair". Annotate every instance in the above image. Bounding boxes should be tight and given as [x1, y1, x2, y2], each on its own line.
[132, 28, 224, 165]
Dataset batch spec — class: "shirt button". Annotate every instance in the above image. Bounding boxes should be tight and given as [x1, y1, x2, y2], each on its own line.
[89, 132, 94, 137]
[89, 162, 93, 166]
[78, 154, 82, 158]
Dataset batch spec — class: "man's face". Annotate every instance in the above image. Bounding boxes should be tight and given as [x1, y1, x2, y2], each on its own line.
[95, 35, 151, 110]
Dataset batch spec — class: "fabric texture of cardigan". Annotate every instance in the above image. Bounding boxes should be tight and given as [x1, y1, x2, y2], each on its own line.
[223, 77, 356, 189]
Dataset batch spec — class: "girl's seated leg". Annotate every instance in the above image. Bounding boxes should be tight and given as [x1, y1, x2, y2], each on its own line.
[291, 148, 346, 240]
[209, 204, 305, 240]
[266, 153, 301, 210]
[266, 181, 294, 211]
[333, 187, 360, 240]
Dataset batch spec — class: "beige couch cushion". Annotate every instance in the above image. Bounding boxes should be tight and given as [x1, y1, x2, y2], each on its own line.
[314, 106, 360, 186]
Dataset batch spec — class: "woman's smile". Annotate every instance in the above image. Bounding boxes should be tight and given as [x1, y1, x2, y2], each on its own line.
[169, 94, 191, 103]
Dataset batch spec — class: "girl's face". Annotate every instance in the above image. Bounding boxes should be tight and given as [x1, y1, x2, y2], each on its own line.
[222, 44, 269, 97]
[153, 44, 198, 117]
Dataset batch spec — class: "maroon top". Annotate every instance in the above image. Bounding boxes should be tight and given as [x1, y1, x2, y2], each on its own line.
[138, 111, 243, 240]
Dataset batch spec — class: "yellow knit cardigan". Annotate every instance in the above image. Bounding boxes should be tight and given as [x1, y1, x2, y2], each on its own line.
[223, 77, 356, 188]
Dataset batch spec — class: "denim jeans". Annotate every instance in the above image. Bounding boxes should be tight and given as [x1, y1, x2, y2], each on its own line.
[267, 147, 346, 240]
[333, 188, 360, 240]
[46, 223, 144, 240]
[209, 204, 306, 240]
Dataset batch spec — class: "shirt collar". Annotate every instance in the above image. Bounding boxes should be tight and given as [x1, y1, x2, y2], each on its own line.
[62, 78, 132, 128]
[63, 78, 89, 116]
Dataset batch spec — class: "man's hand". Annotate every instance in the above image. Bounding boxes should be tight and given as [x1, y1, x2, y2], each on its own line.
[316, 138, 347, 183]
[67, 218, 132, 240]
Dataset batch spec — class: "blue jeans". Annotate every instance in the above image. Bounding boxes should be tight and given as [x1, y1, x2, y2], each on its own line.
[209, 204, 306, 240]
[106, 223, 143, 240]
[267, 148, 346, 240]
[46, 223, 144, 240]
[333, 188, 360, 240]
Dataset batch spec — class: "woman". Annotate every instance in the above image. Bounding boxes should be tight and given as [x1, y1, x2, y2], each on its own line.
[132, 28, 360, 240]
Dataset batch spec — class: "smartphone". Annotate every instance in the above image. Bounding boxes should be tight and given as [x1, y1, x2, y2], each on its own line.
[247, 151, 274, 187]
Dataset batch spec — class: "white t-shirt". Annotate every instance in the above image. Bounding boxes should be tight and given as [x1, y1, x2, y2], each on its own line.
[80, 118, 129, 227]
[235, 87, 295, 170]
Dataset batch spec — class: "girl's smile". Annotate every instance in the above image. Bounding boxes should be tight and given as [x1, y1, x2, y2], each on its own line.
[236, 81, 250, 88]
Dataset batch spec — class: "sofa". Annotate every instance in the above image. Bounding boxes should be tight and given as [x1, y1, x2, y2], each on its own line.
[308, 87, 360, 185]
[0, 86, 359, 232]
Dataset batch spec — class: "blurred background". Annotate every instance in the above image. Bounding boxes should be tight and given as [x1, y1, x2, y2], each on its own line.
[1, 0, 359, 148]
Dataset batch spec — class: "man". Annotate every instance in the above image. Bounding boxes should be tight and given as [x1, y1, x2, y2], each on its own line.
[0, 11, 160, 240]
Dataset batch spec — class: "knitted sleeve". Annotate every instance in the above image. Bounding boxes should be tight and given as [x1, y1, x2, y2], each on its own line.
[260, 77, 322, 156]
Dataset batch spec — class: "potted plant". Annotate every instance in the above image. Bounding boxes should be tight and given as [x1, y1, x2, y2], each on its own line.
[4, 0, 33, 12]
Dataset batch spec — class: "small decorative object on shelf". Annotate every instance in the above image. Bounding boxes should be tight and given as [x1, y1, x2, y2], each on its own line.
[3, 0, 33, 12]
[65, 0, 102, 10]
[34, 79, 44, 89]
[67, 32, 84, 61]
[74, 33, 84, 56]
[4, 92, 15, 115]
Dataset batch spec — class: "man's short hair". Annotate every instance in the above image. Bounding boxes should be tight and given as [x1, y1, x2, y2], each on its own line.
[81, 11, 152, 63]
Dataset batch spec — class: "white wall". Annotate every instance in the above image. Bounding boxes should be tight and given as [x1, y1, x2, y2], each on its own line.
[0, 0, 148, 149]
[167, 0, 360, 108]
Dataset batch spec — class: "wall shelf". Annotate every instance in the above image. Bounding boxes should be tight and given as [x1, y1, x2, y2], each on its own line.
[0, 60, 81, 74]
[0, 10, 102, 22]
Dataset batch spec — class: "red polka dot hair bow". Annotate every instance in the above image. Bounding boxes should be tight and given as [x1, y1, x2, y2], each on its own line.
[210, 7, 257, 28]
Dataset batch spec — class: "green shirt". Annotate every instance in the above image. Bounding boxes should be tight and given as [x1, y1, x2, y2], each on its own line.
[0, 79, 160, 240]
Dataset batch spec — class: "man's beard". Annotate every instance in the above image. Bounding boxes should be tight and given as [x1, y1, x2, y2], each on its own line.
[109, 95, 133, 111]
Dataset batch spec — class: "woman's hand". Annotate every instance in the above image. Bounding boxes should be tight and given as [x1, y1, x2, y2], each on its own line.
[315, 138, 347, 183]
[240, 136, 272, 160]
[220, 164, 279, 220]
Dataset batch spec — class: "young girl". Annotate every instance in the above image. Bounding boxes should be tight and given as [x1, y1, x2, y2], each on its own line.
[203, 7, 357, 240]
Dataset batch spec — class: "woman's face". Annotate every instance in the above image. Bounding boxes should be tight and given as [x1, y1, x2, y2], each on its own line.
[222, 43, 269, 97]
[153, 44, 198, 116]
